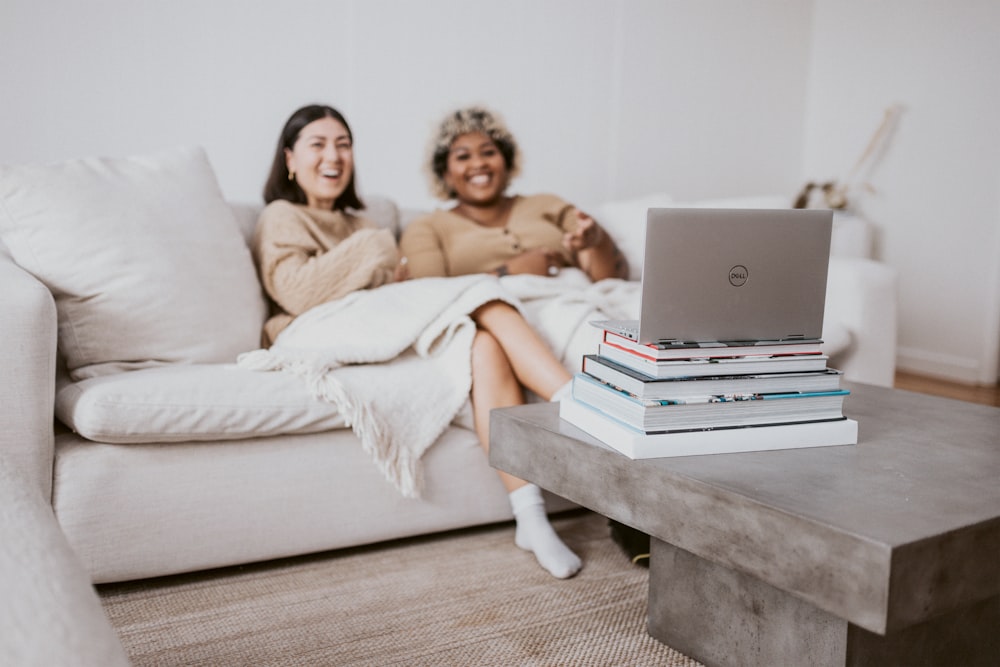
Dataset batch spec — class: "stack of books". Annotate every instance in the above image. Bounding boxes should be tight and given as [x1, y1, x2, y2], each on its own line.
[559, 330, 858, 459]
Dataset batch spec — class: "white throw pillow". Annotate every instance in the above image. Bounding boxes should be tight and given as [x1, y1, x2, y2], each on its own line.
[0, 146, 267, 380]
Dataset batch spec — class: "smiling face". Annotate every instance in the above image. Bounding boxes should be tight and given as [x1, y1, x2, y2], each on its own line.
[443, 132, 510, 206]
[285, 116, 354, 210]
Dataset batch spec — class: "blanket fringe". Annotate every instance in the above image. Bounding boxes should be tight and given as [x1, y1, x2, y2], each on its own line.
[310, 371, 422, 499]
[236, 348, 283, 371]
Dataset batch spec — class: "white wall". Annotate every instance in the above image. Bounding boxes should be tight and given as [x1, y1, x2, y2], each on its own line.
[802, 0, 1000, 384]
[0, 0, 811, 209]
[3, 0, 997, 385]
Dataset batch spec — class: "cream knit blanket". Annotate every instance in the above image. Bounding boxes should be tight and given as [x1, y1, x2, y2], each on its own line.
[238, 270, 639, 498]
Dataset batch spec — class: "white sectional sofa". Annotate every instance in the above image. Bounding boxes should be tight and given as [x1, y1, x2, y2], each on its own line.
[0, 146, 896, 663]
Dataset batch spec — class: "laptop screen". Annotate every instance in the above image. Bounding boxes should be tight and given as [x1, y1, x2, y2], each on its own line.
[633, 207, 832, 344]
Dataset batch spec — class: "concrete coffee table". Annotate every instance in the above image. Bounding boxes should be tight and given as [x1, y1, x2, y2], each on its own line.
[490, 382, 1000, 666]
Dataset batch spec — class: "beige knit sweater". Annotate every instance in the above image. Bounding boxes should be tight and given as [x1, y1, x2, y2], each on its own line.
[252, 200, 398, 346]
[398, 194, 579, 278]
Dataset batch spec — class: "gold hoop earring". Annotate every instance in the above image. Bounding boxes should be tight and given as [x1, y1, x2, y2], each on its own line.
[288, 171, 295, 182]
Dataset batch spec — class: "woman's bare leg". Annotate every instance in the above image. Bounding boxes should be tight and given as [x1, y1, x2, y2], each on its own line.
[470, 330, 527, 493]
[470, 330, 581, 579]
[471, 301, 572, 400]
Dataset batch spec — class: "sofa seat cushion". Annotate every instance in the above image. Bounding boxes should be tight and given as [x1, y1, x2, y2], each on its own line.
[53, 425, 578, 584]
[0, 146, 267, 381]
[55, 364, 346, 444]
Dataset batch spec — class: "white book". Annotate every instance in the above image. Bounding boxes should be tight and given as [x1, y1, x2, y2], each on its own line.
[559, 396, 858, 460]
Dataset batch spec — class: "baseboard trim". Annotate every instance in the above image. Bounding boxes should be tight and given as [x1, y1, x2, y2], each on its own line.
[896, 346, 993, 385]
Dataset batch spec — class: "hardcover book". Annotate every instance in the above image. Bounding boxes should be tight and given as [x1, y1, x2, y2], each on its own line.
[601, 330, 824, 361]
[581, 354, 843, 401]
[597, 343, 830, 379]
[559, 396, 858, 460]
[571, 373, 849, 432]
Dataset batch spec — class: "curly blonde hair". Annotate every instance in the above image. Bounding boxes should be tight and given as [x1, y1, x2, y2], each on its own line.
[426, 106, 522, 200]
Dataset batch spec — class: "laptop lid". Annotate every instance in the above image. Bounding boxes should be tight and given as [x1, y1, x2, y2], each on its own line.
[611, 207, 833, 344]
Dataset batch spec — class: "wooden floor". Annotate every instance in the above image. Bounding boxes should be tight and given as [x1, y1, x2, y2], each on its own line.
[894, 370, 1000, 408]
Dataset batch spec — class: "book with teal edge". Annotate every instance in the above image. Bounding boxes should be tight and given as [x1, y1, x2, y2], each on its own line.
[571, 372, 850, 432]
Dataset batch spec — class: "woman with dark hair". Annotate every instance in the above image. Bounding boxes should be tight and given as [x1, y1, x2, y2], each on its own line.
[399, 105, 628, 282]
[262, 104, 364, 210]
[253, 104, 400, 346]
[251, 104, 582, 579]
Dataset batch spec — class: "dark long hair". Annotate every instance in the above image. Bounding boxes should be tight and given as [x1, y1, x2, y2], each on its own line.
[262, 104, 364, 210]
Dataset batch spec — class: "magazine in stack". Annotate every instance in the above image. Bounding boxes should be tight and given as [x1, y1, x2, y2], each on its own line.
[559, 330, 858, 459]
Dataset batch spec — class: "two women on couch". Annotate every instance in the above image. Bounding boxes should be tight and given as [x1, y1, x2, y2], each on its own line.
[253, 104, 596, 579]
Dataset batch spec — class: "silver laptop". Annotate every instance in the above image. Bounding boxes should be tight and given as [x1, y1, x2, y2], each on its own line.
[593, 207, 833, 344]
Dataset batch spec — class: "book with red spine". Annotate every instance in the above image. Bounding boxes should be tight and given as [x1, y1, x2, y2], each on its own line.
[601, 330, 824, 361]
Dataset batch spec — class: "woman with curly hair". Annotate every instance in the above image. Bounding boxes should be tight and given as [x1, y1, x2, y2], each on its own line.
[400, 106, 646, 567]
[399, 106, 628, 282]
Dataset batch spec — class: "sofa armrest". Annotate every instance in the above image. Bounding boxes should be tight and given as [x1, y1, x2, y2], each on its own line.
[0, 464, 129, 666]
[0, 248, 58, 499]
[824, 257, 898, 387]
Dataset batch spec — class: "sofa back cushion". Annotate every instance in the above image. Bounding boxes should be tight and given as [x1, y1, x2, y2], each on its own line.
[0, 146, 267, 380]
[596, 193, 873, 281]
[595, 194, 676, 281]
[228, 195, 401, 245]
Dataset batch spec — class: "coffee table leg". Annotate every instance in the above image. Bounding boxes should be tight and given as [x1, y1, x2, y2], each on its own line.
[647, 538, 844, 666]
[647, 538, 1000, 667]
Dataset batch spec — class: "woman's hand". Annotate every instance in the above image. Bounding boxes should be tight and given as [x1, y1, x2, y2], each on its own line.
[562, 209, 629, 281]
[505, 248, 565, 276]
[562, 210, 604, 252]
[393, 255, 410, 282]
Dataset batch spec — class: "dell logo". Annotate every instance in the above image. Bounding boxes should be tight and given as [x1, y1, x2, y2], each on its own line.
[729, 265, 748, 287]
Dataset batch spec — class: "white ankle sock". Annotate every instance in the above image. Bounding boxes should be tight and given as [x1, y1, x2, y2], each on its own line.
[508, 484, 582, 579]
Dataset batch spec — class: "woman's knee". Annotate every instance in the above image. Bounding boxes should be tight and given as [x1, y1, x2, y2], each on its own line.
[472, 299, 517, 324]
[471, 330, 517, 385]
[471, 330, 505, 369]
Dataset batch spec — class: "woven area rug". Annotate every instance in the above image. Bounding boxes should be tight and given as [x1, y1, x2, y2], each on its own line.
[99, 510, 702, 666]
